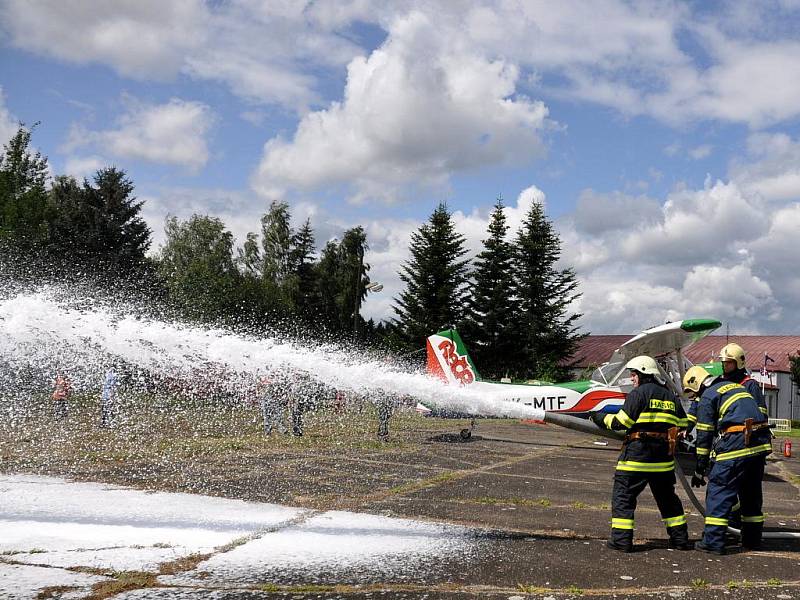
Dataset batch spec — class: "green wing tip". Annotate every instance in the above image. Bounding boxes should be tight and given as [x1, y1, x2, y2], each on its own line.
[680, 319, 722, 333]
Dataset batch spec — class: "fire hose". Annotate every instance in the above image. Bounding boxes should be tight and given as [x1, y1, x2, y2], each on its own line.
[543, 411, 800, 540]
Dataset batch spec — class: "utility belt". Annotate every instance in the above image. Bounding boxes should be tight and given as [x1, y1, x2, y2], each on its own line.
[720, 418, 770, 446]
[624, 427, 679, 456]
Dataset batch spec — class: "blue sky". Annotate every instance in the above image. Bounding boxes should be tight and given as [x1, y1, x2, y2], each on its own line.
[1, 1, 800, 334]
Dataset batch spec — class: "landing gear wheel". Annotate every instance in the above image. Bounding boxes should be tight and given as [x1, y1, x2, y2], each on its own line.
[459, 428, 472, 440]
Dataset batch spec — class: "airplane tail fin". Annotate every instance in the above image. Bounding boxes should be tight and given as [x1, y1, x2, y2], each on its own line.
[426, 329, 481, 386]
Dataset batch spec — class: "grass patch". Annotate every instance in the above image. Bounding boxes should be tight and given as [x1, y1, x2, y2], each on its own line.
[472, 496, 553, 508]
[566, 584, 584, 595]
[767, 578, 782, 586]
[86, 571, 158, 600]
[388, 470, 461, 495]
[517, 583, 548, 593]
[690, 578, 709, 589]
[571, 501, 589, 509]
[726, 580, 738, 589]
[36, 586, 79, 599]
[158, 552, 211, 576]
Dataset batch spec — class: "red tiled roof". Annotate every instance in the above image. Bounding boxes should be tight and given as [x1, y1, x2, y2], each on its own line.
[569, 335, 800, 373]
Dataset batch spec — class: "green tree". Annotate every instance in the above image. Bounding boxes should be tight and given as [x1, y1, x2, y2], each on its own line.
[158, 215, 241, 323]
[236, 231, 262, 277]
[511, 197, 584, 380]
[340, 226, 370, 337]
[49, 168, 151, 275]
[260, 200, 295, 313]
[290, 218, 317, 319]
[0, 125, 52, 253]
[313, 239, 343, 329]
[393, 203, 470, 350]
[464, 199, 520, 379]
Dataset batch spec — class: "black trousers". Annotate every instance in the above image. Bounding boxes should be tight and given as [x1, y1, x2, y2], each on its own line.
[611, 470, 688, 547]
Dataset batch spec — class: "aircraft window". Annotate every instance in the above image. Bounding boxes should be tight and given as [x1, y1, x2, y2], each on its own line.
[591, 359, 626, 385]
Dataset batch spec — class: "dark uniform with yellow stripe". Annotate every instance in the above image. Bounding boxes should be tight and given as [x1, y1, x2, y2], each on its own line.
[695, 380, 771, 551]
[719, 371, 768, 528]
[599, 381, 690, 550]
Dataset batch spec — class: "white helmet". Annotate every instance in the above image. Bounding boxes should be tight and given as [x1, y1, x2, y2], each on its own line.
[625, 355, 660, 377]
[718, 343, 746, 370]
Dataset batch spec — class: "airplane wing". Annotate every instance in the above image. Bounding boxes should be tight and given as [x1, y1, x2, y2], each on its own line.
[590, 318, 722, 390]
[618, 318, 722, 361]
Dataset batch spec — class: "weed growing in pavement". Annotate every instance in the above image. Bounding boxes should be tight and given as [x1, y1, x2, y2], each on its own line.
[566, 584, 584, 595]
[517, 583, 548, 593]
[388, 470, 461, 495]
[35, 585, 79, 599]
[571, 501, 589, 509]
[767, 578, 782, 585]
[473, 496, 554, 508]
[86, 571, 158, 600]
[691, 578, 709, 589]
[726, 581, 738, 589]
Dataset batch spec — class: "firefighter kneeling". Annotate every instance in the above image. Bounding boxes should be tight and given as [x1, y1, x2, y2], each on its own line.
[591, 356, 692, 552]
[682, 365, 772, 554]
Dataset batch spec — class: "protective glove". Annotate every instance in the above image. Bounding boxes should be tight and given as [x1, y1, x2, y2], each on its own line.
[695, 456, 709, 476]
[589, 412, 606, 428]
[691, 472, 706, 488]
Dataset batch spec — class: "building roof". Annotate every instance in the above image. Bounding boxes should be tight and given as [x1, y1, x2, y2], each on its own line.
[569, 335, 800, 373]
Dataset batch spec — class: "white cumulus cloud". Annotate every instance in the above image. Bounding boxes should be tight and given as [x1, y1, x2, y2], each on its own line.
[66, 98, 214, 172]
[252, 11, 549, 202]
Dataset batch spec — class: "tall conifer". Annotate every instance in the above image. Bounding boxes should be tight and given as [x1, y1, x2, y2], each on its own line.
[393, 203, 470, 350]
[464, 199, 519, 379]
[512, 197, 583, 380]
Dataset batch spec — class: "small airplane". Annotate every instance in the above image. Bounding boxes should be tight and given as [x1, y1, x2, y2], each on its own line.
[416, 318, 722, 438]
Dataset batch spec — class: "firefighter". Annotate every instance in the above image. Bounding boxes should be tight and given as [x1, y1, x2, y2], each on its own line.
[719, 343, 768, 417]
[718, 343, 768, 531]
[682, 365, 772, 554]
[591, 355, 691, 552]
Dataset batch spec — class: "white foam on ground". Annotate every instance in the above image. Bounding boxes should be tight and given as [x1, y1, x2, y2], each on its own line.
[0, 562, 108, 600]
[165, 510, 478, 585]
[0, 475, 478, 597]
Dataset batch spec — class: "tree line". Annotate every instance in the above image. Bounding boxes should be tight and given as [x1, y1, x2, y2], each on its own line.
[0, 125, 584, 380]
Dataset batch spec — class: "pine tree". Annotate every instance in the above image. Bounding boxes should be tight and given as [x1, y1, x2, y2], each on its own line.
[289, 218, 316, 319]
[393, 203, 470, 350]
[464, 199, 520, 379]
[511, 197, 584, 380]
[0, 125, 52, 254]
[49, 168, 151, 276]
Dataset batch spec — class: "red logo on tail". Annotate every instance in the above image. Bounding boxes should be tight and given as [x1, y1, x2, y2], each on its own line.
[438, 340, 475, 385]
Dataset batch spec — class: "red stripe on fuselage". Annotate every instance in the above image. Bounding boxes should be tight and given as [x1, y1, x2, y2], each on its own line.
[559, 389, 626, 412]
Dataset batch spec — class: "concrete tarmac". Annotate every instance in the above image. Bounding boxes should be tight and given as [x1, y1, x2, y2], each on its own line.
[2, 420, 799, 599]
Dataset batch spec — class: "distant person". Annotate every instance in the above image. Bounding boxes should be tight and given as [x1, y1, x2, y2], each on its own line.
[100, 367, 119, 427]
[258, 369, 288, 436]
[374, 390, 394, 439]
[52, 373, 72, 421]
